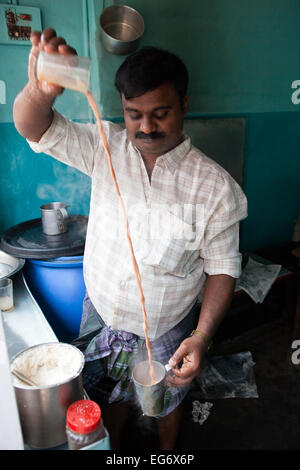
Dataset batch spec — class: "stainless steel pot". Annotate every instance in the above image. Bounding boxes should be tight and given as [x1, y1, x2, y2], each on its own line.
[11, 342, 85, 449]
[0, 250, 25, 279]
[100, 0, 144, 55]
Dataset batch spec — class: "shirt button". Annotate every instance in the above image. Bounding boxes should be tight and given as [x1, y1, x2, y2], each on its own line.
[120, 280, 126, 288]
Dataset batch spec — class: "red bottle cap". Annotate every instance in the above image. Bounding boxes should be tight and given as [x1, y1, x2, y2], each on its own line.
[67, 400, 101, 434]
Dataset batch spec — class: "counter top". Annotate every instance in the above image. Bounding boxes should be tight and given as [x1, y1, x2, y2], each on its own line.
[0, 269, 110, 451]
[2, 270, 58, 361]
[0, 270, 58, 450]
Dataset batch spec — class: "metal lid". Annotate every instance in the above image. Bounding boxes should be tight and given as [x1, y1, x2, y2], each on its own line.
[0, 215, 88, 259]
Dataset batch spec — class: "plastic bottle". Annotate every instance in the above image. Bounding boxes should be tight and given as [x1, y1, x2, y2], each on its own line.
[66, 400, 106, 450]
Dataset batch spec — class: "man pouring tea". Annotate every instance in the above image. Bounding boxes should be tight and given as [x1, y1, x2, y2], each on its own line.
[13, 28, 247, 449]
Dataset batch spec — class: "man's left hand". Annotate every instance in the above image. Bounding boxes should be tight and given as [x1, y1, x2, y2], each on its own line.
[166, 336, 208, 387]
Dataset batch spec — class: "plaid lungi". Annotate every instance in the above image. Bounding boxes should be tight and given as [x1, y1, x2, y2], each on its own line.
[72, 292, 199, 418]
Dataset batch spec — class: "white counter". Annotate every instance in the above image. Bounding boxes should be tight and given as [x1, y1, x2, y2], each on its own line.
[0, 270, 58, 450]
[2, 271, 58, 360]
[0, 269, 110, 451]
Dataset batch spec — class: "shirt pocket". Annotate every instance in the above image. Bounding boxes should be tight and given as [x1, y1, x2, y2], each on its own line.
[142, 215, 203, 277]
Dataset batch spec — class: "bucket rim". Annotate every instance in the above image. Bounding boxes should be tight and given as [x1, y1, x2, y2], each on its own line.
[26, 255, 83, 267]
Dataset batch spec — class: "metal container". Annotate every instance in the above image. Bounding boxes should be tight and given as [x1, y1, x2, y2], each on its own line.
[40, 202, 69, 236]
[11, 342, 85, 449]
[0, 250, 24, 279]
[100, 2, 144, 55]
[132, 360, 168, 416]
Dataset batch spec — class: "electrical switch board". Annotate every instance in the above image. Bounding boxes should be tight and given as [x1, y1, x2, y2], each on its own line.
[0, 4, 42, 45]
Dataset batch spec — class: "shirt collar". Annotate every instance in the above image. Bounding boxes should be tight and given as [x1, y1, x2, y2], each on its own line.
[132, 135, 191, 175]
[161, 135, 191, 174]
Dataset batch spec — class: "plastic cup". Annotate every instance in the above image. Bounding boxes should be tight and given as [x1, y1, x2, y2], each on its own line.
[35, 51, 91, 93]
[0, 278, 14, 312]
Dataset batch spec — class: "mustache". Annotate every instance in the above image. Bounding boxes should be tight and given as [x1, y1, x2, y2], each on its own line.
[135, 131, 166, 140]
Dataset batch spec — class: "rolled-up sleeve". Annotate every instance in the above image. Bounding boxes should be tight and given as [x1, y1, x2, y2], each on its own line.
[200, 173, 248, 278]
[26, 109, 101, 177]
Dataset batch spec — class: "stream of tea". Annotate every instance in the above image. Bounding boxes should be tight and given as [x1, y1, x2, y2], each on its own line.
[85, 91, 155, 385]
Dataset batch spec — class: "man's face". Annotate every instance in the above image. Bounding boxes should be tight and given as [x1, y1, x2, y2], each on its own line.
[122, 82, 188, 159]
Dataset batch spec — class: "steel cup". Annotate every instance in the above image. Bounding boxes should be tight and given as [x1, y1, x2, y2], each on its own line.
[132, 360, 170, 417]
[40, 202, 69, 236]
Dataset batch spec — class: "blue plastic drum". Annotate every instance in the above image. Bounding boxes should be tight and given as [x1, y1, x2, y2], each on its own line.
[23, 256, 85, 343]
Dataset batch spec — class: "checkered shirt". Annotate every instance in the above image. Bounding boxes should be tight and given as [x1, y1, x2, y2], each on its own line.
[27, 109, 248, 340]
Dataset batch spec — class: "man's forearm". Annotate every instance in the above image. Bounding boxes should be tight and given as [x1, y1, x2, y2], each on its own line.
[196, 274, 236, 339]
[13, 82, 55, 142]
[168, 274, 236, 383]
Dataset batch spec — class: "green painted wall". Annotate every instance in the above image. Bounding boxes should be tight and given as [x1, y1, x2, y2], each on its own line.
[93, 0, 300, 118]
[0, 0, 91, 123]
[241, 112, 300, 251]
[0, 123, 91, 232]
[0, 0, 92, 233]
[82, 0, 300, 252]
[0, 0, 300, 253]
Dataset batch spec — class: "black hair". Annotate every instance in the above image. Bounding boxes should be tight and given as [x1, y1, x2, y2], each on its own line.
[115, 46, 189, 108]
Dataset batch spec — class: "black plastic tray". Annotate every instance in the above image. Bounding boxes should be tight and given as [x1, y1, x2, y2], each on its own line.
[0, 215, 88, 259]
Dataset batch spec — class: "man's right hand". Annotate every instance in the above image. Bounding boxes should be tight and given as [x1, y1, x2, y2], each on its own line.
[28, 27, 78, 99]
[13, 27, 78, 141]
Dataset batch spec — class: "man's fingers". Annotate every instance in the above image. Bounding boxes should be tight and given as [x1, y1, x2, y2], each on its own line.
[166, 372, 193, 388]
[170, 361, 195, 379]
[44, 36, 67, 53]
[30, 29, 76, 58]
[27, 28, 74, 98]
[41, 28, 57, 44]
[169, 366, 188, 377]
[58, 44, 78, 56]
[169, 342, 188, 368]
[166, 361, 201, 388]
[30, 31, 41, 46]
[28, 48, 38, 83]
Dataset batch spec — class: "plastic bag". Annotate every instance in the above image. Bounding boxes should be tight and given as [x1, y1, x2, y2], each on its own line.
[192, 401, 213, 425]
[192, 351, 258, 399]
